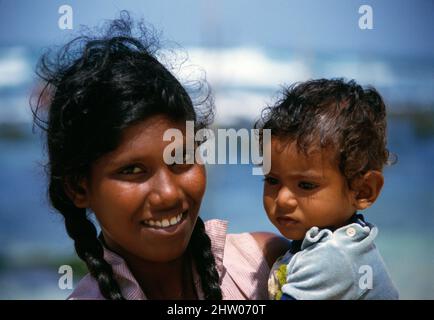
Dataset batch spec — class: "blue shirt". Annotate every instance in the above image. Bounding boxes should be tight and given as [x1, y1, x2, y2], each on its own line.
[268, 214, 399, 300]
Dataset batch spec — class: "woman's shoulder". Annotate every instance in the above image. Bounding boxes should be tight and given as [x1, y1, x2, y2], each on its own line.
[204, 219, 289, 268]
[225, 232, 290, 270]
[204, 219, 290, 299]
[67, 273, 105, 300]
[248, 232, 291, 268]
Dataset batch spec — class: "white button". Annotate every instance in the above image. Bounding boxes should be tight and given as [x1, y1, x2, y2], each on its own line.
[346, 227, 356, 237]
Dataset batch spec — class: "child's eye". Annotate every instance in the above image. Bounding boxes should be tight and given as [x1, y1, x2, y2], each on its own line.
[298, 181, 318, 190]
[263, 176, 279, 185]
[120, 165, 144, 175]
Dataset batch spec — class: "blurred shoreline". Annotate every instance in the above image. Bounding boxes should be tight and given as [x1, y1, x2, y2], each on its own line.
[1, 45, 434, 299]
[2, 108, 434, 142]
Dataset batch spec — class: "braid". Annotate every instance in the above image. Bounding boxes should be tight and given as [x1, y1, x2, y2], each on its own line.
[49, 179, 124, 300]
[189, 217, 222, 300]
[34, 13, 217, 301]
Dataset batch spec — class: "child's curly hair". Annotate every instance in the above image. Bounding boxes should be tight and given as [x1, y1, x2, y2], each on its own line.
[256, 78, 395, 185]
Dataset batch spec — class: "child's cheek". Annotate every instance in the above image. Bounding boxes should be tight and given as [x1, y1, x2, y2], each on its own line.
[262, 195, 274, 217]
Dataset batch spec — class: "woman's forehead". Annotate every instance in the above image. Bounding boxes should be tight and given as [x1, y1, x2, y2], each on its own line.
[97, 115, 187, 164]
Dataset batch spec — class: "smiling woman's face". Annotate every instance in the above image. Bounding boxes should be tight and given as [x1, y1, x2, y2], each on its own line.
[75, 114, 206, 262]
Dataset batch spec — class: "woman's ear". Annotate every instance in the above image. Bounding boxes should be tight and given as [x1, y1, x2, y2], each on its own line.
[64, 177, 90, 208]
[352, 171, 384, 210]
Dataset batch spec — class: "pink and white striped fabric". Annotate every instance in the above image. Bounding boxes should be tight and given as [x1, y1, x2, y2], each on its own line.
[68, 219, 270, 300]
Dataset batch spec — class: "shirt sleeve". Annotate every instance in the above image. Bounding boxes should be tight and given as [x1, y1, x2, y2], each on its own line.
[281, 240, 360, 300]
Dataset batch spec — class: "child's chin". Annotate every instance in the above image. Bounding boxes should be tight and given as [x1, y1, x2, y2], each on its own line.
[280, 228, 305, 241]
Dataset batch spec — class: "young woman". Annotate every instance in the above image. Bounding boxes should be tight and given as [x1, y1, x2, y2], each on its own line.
[33, 13, 289, 300]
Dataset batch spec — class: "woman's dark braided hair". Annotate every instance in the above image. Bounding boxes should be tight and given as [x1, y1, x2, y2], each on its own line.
[32, 12, 221, 300]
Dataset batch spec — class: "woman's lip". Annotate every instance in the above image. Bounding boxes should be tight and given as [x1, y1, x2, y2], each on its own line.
[139, 210, 188, 235]
[141, 209, 186, 225]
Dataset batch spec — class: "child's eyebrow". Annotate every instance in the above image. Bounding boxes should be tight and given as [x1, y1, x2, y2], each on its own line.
[293, 173, 325, 180]
[265, 169, 325, 179]
[285, 170, 326, 180]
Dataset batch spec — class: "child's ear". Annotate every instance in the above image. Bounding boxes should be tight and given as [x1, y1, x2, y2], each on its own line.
[64, 177, 91, 208]
[352, 171, 384, 210]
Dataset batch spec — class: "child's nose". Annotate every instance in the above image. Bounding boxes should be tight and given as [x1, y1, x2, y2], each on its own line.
[276, 186, 297, 210]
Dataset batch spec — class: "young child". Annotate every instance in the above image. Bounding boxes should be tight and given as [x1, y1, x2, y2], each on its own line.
[257, 78, 399, 300]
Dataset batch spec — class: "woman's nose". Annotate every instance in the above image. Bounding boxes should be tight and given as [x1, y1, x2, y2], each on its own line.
[147, 169, 182, 210]
[275, 186, 297, 211]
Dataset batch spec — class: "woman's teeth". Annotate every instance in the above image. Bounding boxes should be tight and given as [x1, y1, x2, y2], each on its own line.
[142, 212, 184, 228]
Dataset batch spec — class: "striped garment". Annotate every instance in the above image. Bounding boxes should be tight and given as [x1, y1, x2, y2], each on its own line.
[68, 219, 270, 300]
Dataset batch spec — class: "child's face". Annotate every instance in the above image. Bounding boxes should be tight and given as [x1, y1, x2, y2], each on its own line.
[77, 114, 206, 263]
[263, 137, 357, 240]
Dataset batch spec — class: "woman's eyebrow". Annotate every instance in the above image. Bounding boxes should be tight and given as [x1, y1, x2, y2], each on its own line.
[101, 147, 154, 166]
[108, 142, 190, 166]
[105, 155, 148, 168]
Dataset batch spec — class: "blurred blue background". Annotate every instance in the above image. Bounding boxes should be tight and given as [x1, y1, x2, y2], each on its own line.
[0, 0, 433, 299]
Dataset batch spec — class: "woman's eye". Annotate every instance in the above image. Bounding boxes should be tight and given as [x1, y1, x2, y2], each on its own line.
[298, 181, 318, 190]
[120, 166, 143, 175]
[171, 150, 195, 168]
[263, 176, 279, 185]
[183, 151, 194, 164]
[170, 149, 194, 165]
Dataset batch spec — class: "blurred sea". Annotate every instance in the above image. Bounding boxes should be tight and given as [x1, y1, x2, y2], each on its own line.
[0, 45, 433, 299]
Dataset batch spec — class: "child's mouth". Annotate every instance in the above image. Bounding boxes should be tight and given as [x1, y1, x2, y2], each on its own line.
[276, 216, 299, 227]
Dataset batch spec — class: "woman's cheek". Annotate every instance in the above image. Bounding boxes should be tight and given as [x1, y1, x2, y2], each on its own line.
[92, 181, 144, 221]
[183, 165, 206, 200]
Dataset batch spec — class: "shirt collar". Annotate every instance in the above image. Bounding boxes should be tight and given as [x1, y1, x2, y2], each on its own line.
[98, 218, 229, 300]
[289, 213, 370, 254]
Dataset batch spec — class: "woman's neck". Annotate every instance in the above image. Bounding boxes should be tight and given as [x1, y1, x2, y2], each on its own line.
[126, 251, 197, 300]
[101, 235, 197, 300]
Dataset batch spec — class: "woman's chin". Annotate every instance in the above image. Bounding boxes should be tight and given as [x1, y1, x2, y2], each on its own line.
[140, 243, 190, 263]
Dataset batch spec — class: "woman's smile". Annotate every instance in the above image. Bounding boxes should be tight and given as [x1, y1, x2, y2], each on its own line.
[140, 210, 189, 236]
